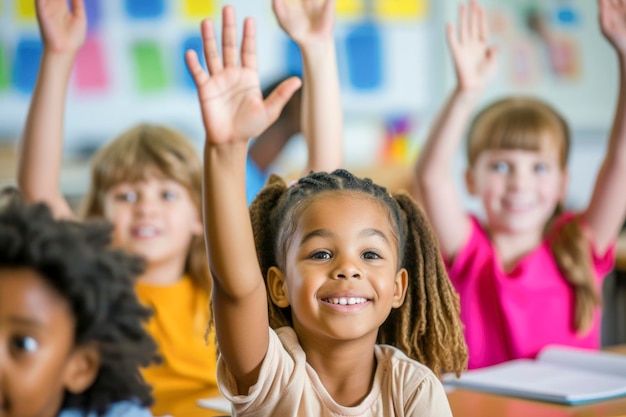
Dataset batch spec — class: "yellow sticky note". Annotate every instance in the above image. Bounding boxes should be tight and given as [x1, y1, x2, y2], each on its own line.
[17, 0, 37, 20]
[336, 0, 364, 17]
[184, 0, 214, 17]
[374, 0, 427, 19]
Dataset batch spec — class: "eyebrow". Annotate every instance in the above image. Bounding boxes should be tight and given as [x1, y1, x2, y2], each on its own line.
[7, 315, 44, 328]
[299, 228, 390, 246]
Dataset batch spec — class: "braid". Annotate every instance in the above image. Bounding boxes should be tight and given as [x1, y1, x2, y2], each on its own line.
[378, 193, 467, 377]
[249, 170, 467, 375]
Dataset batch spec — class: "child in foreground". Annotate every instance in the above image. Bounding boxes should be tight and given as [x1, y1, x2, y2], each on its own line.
[413, 0, 626, 369]
[0, 188, 158, 417]
[185, 6, 467, 415]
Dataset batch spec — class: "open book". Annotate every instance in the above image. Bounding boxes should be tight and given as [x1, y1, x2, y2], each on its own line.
[444, 345, 626, 405]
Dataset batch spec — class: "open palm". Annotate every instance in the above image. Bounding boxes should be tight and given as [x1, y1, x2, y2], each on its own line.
[273, 0, 335, 45]
[36, 0, 86, 54]
[186, 9, 301, 146]
[599, 0, 626, 54]
[447, 0, 498, 92]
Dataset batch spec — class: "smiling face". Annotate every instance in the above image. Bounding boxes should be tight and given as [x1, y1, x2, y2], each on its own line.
[467, 139, 567, 236]
[269, 192, 407, 346]
[0, 268, 98, 417]
[102, 172, 203, 272]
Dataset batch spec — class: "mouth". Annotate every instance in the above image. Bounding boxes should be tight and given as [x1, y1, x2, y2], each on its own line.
[322, 297, 369, 306]
[131, 225, 161, 239]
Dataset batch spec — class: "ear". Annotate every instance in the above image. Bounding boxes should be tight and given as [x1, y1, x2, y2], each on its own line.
[267, 266, 290, 308]
[392, 268, 409, 308]
[190, 213, 204, 236]
[63, 345, 101, 394]
[465, 168, 477, 196]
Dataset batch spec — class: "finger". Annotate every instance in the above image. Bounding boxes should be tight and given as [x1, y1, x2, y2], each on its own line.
[264, 76, 303, 123]
[200, 19, 222, 74]
[446, 22, 459, 54]
[272, 0, 284, 20]
[70, 0, 86, 17]
[222, 6, 238, 68]
[322, 0, 337, 25]
[468, 0, 478, 39]
[478, 4, 489, 42]
[458, 2, 468, 44]
[241, 17, 257, 70]
[185, 49, 210, 88]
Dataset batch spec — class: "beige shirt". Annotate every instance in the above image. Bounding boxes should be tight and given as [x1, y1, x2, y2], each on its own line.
[217, 327, 453, 416]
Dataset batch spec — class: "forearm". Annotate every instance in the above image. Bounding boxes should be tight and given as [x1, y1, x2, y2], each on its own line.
[415, 88, 481, 187]
[203, 141, 265, 298]
[300, 38, 343, 173]
[18, 50, 74, 206]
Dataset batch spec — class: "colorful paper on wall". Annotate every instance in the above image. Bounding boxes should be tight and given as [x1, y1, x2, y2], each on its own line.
[0, 45, 9, 90]
[17, 0, 36, 20]
[345, 22, 383, 90]
[374, 0, 427, 19]
[285, 39, 302, 77]
[183, 0, 214, 18]
[131, 42, 168, 92]
[336, 0, 364, 17]
[84, 0, 102, 31]
[74, 36, 108, 92]
[13, 38, 42, 94]
[124, 0, 165, 19]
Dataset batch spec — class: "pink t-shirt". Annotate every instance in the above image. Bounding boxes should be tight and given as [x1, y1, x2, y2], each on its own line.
[446, 214, 615, 369]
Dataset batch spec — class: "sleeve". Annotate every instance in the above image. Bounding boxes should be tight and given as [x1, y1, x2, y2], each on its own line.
[217, 327, 296, 414]
[404, 373, 453, 417]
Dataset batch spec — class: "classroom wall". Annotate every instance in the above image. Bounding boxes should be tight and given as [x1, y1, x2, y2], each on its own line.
[0, 0, 619, 212]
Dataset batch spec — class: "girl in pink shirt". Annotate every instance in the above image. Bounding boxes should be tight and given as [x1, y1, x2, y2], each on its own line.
[412, 0, 626, 369]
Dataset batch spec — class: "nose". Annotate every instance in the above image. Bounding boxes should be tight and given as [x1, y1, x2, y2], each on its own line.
[507, 167, 530, 191]
[133, 194, 160, 217]
[333, 255, 362, 280]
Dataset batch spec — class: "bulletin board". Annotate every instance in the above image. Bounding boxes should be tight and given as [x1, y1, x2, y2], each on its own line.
[0, 0, 434, 161]
[440, 0, 619, 133]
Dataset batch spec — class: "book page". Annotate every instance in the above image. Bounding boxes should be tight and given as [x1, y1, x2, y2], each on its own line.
[538, 345, 626, 377]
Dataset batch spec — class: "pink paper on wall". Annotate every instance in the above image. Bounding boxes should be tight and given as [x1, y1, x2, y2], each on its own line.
[74, 36, 108, 93]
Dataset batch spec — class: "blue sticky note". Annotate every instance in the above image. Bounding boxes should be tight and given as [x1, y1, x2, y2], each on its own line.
[555, 6, 579, 26]
[285, 39, 302, 78]
[345, 21, 383, 90]
[181, 35, 204, 89]
[124, 0, 165, 19]
[83, 0, 101, 31]
[13, 38, 43, 94]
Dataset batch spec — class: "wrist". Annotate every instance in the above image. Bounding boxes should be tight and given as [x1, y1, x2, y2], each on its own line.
[298, 37, 336, 59]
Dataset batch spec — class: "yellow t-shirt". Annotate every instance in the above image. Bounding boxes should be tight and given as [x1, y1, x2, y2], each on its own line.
[136, 276, 217, 395]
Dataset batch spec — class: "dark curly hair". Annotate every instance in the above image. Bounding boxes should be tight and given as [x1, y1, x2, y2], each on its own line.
[0, 188, 160, 416]
[249, 169, 468, 376]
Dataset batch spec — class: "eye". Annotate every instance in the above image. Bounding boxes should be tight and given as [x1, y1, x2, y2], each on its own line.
[490, 161, 509, 174]
[11, 335, 39, 354]
[534, 162, 549, 174]
[310, 251, 331, 260]
[162, 190, 177, 201]
[362, 250, 382, 260]
[114, 191, 137, 203]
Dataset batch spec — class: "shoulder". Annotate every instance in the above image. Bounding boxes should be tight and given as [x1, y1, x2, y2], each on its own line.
[59, 402, 153, 417]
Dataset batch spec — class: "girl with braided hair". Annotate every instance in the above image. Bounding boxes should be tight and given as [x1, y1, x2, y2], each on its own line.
[185, 6, 467, 415]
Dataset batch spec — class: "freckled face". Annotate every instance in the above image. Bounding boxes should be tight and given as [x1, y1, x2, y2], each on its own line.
[282, 193, 407, 345]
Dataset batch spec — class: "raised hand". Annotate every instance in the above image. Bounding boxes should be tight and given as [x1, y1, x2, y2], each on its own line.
[272, 0, 335, 46]
[36, 0, 87, 54]
[447, 0, 498, 92]
[599, 0, 626, 55]
[185, 6, 301, 146]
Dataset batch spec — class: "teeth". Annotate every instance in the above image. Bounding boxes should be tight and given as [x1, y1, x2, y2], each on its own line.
[327, 297, 367, 305]
[135, 226, 157, 237]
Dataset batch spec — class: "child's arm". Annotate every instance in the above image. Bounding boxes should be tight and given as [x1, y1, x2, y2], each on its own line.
[580, 0, 626, 254]
[185, 7, 301, 393]
[412, 0, 498, 258]
[17, 0, 86, 219]
[273, 0, 343, 173]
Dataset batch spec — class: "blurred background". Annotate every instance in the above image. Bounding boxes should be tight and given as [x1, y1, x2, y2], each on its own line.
[0, 0, 617, 210]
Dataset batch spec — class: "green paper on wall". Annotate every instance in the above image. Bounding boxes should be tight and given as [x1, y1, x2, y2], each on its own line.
[0, 45, 8, 89]
[131, 42, 168, 92]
